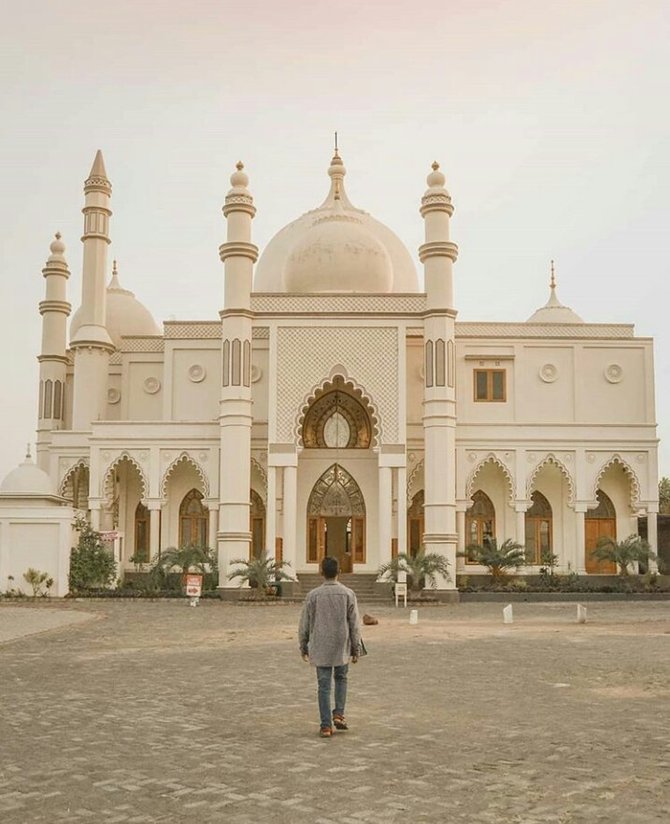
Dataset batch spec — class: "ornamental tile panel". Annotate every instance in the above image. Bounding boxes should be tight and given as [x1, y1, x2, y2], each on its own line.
[164, 322, 221, 339]
[251, 293, 426, 314]
[455, 322, 634, 339]
[276, 327, 399, 443]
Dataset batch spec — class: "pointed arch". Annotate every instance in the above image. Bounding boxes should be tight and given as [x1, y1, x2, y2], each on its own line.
[59, 458, 90, 510]
[307, 464, 366, 517]
[179, 488, 209, 547]
[250, 456, 267, 500]
[527, 454, 575, 506]
[296, 370, 381, 448]
[466, 453, 514, 503]
[102, 452, 148, 501]
[161, 452, 209, 499]
[407, 458, 425, 507]
[593, 454, 641, 509]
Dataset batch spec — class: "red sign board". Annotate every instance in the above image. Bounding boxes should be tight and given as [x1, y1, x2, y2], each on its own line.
[185, 574, 203, 598]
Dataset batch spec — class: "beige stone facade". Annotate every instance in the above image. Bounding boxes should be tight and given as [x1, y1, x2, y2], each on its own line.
[0, 149, 660, 595]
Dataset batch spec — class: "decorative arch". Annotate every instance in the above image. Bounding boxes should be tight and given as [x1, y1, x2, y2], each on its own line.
[466, 453, 514, 503]
[161, 452, 210, 499]
[592, 454, 641, 509]
[102, 452, 148, 501]
[296, 371, 381, 448]
[406, 458, 424, 507]
[306, 464, 366, 567]
[250, 456, 267, 500]
[308, 464, 366, 517]
[59, 458, 90, 510]
[527, 454, 575, 506]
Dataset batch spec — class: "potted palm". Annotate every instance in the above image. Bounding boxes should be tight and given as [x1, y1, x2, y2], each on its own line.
[227, 552, 295, 599]
[593, 534, 656, 576]
[460, 538, 526, 582]
[149, 545, 216, 593]
[378, 550, 451, 598]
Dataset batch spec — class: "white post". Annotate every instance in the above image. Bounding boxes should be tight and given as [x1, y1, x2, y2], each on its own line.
[378, 463, 393, 568]
[283, 463, 298, 573]
[647, 510, 659, 574]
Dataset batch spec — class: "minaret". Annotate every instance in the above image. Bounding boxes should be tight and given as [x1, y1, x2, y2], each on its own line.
[419, 161, 459, 593]
[70, 150, 114, 430]
[217, 162, 258, 589]
[36, 233, 71, 470]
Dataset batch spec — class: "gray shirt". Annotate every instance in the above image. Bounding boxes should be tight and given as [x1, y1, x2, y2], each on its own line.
[298, 580, 361, 667]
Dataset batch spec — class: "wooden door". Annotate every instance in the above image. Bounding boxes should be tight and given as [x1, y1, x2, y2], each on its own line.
[307, 517, 327, 564]
[585, 518, 617, 574]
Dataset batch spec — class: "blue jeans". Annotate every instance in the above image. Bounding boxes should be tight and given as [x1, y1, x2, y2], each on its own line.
[316, 665, 348, 728]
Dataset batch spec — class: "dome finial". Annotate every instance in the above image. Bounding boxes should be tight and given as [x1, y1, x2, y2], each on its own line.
[334, 131, 339, 158]
[109, 259, 122, 290]
[550, 259, 556, 290]
[25, 443, 31, 459]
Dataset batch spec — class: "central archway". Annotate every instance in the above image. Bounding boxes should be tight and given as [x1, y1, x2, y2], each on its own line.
[306, 464, 366, 572]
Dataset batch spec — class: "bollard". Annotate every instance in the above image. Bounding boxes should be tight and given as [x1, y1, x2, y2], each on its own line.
[409, 609, 418, 625]
[503, 604, 513, 624]
[577, 604, 587, 624]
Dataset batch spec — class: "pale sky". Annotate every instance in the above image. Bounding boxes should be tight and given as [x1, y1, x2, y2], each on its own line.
[1, 0, 668, 480]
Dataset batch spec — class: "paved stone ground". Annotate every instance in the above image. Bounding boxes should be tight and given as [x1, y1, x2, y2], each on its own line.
[1, 599, 669, 823]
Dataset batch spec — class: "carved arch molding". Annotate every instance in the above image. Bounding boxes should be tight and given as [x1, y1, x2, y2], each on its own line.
[301, 376, 374, 449]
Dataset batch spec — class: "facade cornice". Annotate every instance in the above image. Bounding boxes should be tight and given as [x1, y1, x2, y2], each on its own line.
[250, 293, 427, 314]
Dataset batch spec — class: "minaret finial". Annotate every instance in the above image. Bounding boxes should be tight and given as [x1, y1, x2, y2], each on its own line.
[25, 442, 31, 459]
[334, 131, 339, 158]
[550, 259, 556, 289]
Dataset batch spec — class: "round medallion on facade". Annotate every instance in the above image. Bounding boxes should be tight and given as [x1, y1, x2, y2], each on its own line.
[107, 388, 121, 404]
[250, 364, 262, 383]
[605, 363, 623, 383]
[539, 363, 558, 383]
[586, 453, 596, 463]
[188, 364, 206, 383]
[144, 377, 161, 394]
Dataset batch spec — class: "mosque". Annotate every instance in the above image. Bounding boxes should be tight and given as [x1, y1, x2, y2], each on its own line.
[0, 148, 660, 596]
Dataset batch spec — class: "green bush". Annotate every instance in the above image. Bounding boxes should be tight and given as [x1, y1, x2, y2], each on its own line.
[69, 516, 117, 592]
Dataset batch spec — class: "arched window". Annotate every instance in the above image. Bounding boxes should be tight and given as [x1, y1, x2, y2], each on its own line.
[179, 489, 209, 547]
[425, 341, 434, 388]
[525, 491, 552, 565]
[465, 491, 495, 563]
[435, 339, 446, 387]
[134, 502, 150, 563]
[302, 376, 372, 449]
[44, 379, 53, 419]
[53, 380, 63, 420]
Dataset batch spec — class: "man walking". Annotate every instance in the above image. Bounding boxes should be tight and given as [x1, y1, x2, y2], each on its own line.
[299, 557, 362, 737]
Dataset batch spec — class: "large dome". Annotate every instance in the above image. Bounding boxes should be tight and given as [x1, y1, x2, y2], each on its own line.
[70, 263, 161, 347]
[254, 152, 418, 293]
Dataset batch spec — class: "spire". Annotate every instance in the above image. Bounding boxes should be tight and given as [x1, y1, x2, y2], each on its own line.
[89, 149, 107, 179]
[320, 138, 355, 210]
[526, 260, 584, 323]
[85, 149, 111, 194]
[109, 259, 121, 289]
[25, 443, 31, 460]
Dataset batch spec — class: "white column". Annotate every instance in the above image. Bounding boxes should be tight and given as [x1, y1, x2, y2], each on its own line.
[148, 502, 161, 558]
[574, 506, 586, 574]
[266, 465, 277, 561]
[647, 511, 659, 574]
[456, 507, 466, 556]
[206, 501, 218, 552]
[396, 464, 407, 557]
[89, 501, 101, 531]
[515, 506, 526, 550]
[378, 464, 393, 568]
[282, 463, 297, 573]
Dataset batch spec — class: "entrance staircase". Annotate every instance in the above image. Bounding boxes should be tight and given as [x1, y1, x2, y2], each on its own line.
[297, 573, 392, 605]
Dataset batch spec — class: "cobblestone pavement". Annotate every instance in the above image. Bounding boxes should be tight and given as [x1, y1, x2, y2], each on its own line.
[1, 599, 669, 823]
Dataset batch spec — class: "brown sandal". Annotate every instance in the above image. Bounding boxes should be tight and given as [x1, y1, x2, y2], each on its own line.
[333, 715, 348, 731]
[319, 726, 333, 737]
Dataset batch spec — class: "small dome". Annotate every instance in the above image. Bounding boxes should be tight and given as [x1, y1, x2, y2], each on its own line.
[70, 263, 161, 347]
[284, 213, 393, 293]
[1, 453, 55, 495]
[527, 266, 583, 324]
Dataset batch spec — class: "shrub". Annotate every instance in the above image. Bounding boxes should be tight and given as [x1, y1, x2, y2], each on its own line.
[593, 534, 657, 576]
[378, 551, 451, 592]
[69, 515, 117, 592]
[23, 568, 54, 598]
[460, 538, 526, 579]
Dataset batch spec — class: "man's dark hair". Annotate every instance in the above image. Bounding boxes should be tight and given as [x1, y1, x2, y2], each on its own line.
[321, 557, 339, 579]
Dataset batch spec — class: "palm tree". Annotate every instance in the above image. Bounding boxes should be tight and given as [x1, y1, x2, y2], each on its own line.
[227, 552, 294, 597]
[461, 538, 526, 579]
[593, 534, 656, 576]
[149, 545, 216, 591]
[378, 551, 451, 592]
